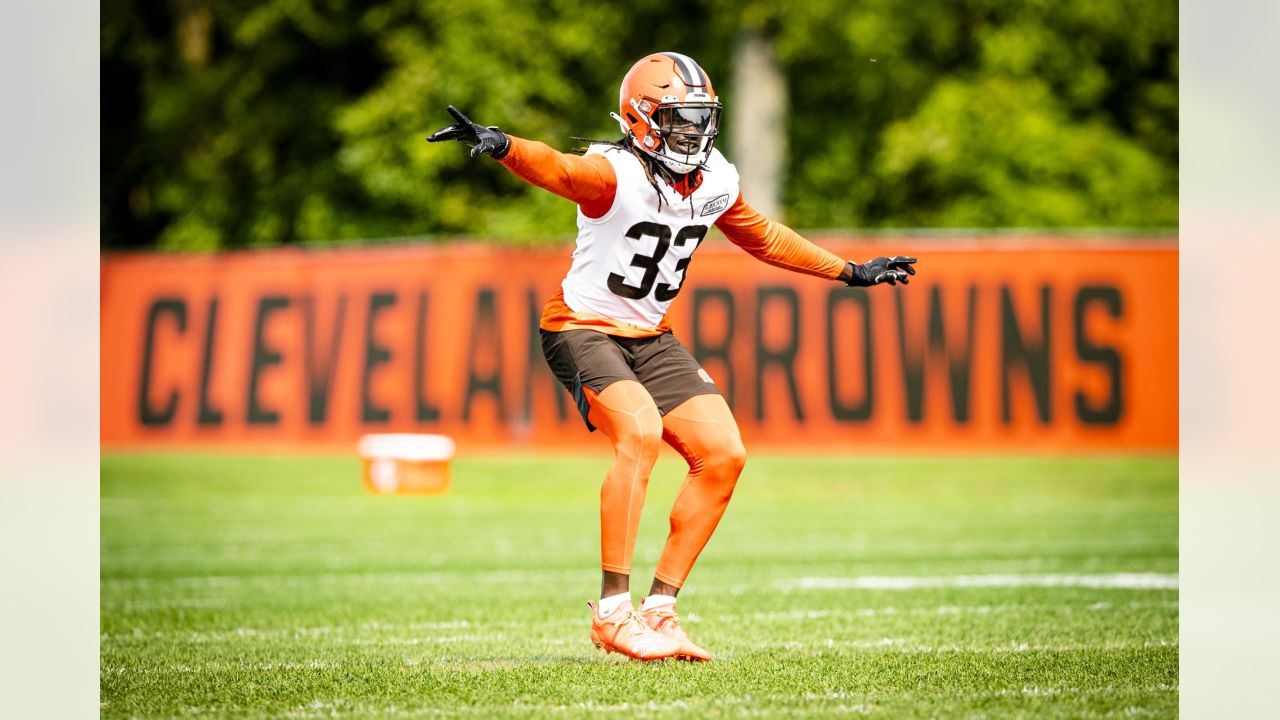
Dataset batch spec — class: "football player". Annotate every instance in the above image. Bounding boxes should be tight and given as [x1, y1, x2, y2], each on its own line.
[428, 52, 916, 661]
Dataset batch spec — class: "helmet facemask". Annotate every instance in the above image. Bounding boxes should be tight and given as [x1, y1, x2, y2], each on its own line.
[653, 103, 721, 173]
[623, 99, 721, 174]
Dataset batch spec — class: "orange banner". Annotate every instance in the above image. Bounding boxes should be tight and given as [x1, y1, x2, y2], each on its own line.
[101, 238, 1177, 452]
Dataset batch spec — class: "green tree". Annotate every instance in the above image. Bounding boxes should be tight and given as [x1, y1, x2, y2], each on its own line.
[101, 0, 1177, 249]
[103, 0, 388, 249]
[717, 0, 1176, 229]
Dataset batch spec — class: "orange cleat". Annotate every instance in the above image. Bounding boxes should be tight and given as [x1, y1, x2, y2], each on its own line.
[588, 600, 681, 661]
[639, 603, 712, 662]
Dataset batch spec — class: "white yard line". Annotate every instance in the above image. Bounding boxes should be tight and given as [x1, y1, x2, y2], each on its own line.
[746, 638, 1178, 653]
[105, 571, 1178, 592]
[102, 568, 582, 589]
[776, 572, 1178, 591]
[741, 599, 1178, 622]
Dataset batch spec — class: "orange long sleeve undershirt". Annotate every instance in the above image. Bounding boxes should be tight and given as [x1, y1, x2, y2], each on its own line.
[714, 195, 846, 280]
[497, 135, 846, 280]
[498, 136, 617, 218]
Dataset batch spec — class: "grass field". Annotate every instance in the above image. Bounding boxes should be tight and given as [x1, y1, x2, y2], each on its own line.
[101, 453, 1177, 719]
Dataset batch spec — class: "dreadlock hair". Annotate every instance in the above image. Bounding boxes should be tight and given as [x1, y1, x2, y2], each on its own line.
[570, 136, 705, 218]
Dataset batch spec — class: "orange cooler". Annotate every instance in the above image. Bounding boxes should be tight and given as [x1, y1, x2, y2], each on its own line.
[357, 434, 456, 495]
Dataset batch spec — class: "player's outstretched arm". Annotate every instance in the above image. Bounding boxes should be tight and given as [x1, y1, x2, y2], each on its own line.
[716, 194, 918, 287]
[426, 105, 616, 217]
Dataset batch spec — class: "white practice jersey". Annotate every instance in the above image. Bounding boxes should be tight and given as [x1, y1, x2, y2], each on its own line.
[560, 145, 740, 328]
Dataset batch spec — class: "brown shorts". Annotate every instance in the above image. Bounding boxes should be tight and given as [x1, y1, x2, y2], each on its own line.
[540, 329, 721, 431]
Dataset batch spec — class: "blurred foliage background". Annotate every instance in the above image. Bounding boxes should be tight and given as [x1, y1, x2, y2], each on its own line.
[102, 0, 1177, 250]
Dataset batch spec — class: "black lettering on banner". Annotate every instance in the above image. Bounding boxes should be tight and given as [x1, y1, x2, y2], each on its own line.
[523, 288, 567, 422]
[1000, 285, 1052, 424]
[754, 286, 804, 421]
[895, 285, 978, 424]
[827, 288, 874, 422]
[247, 295, 290, 425]
[414, 292, 441, 422]
[691, 288, 736, 409]
[138, 297, 186, 427]
[464, 288, 506, 421]
[303, 294, 346, 426]
[654, 225, 708, 302]
[362, 292, 396, 424]
[1074, 285, 1124, 425]
[197, 297, 224, 426]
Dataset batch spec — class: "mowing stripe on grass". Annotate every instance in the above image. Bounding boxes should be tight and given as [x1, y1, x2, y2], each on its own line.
[752, 639, 1177, 653]
[742, 599, 1178, 621]
[778, 572, 1177, 590]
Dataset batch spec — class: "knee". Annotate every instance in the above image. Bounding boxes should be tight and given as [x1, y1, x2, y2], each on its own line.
[711, 438, 747, 476]
[720, 440, 748, 477]
[615, 407, 663, 465]
[704, 435, 747, 481]
[636, 415, 664, 464]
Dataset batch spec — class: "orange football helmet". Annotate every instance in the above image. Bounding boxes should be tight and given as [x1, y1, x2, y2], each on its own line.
[613, 52, 722, 174]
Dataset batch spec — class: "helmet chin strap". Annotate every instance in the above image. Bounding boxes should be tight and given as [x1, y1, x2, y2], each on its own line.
[658, 133, 712, 174]
[657, 155, 698, 174]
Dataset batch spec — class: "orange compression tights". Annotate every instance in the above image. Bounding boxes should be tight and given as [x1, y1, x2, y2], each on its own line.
[586, 382, 747, 587]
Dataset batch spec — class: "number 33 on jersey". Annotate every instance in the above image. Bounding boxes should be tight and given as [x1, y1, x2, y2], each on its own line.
[554, 144, 740, 333]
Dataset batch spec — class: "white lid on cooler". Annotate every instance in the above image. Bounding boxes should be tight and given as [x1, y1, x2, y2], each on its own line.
[356, 433, 456, 461]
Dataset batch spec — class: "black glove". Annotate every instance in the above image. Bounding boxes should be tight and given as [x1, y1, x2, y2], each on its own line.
[425, 105, 510, 159]
[845, 256, 917, 286]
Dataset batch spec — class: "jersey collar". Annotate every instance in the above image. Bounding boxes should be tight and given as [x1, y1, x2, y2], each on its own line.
[669, 169, 704, 199]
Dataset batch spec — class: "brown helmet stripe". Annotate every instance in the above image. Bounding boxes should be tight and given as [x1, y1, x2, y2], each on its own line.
[662, 52, 708, 88]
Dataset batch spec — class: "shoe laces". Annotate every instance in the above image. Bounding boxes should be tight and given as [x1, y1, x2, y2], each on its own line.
[593, 604, 649, 635]
[644, 605, 680, 633]
[618, 609, 660, 640]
